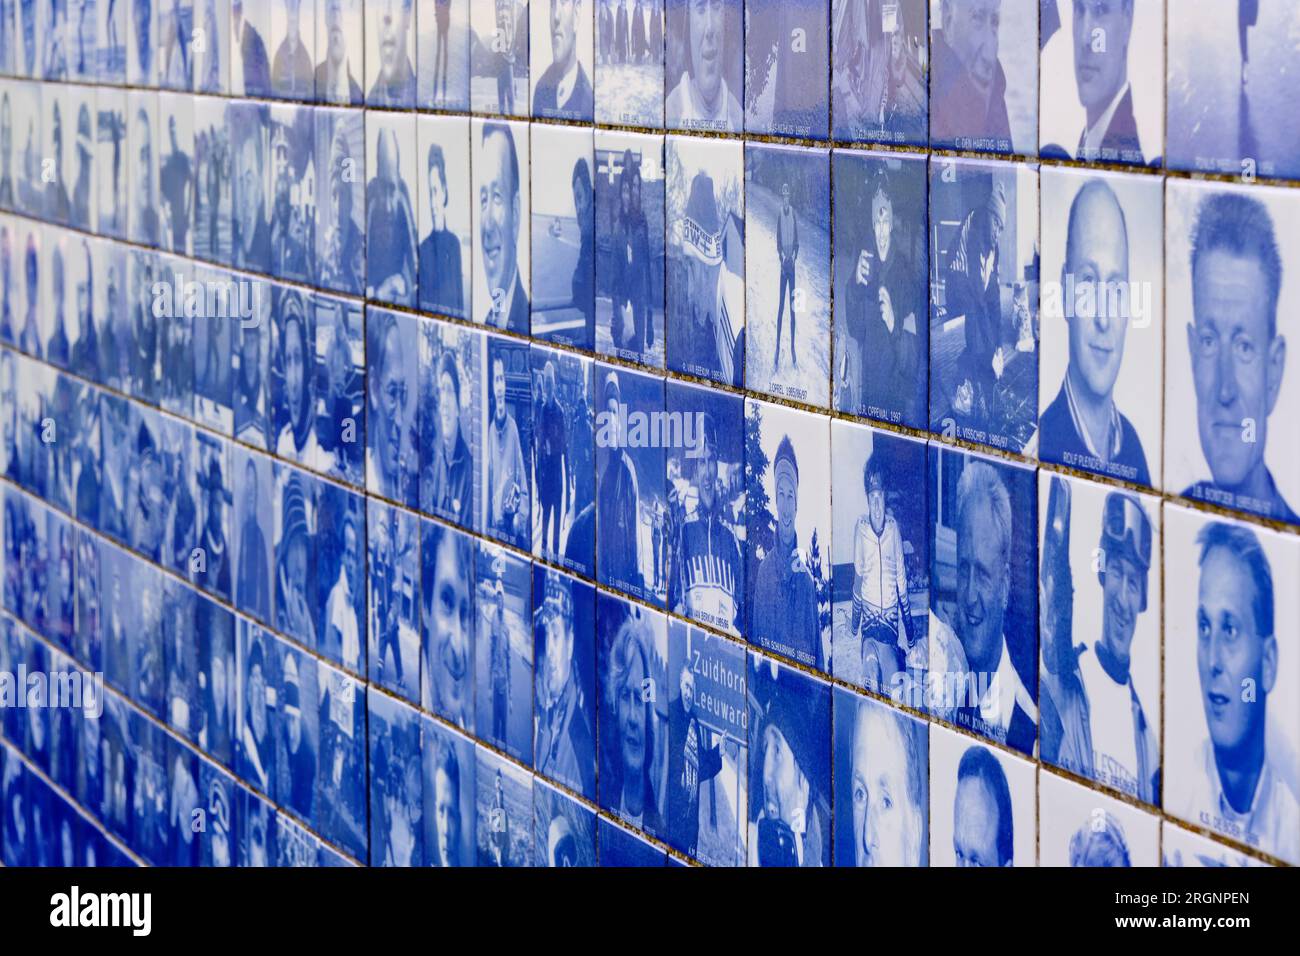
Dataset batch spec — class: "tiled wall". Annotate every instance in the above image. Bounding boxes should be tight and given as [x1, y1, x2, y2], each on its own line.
[0, 0, 1296, 867]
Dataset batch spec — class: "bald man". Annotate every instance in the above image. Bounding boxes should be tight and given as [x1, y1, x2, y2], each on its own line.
[1040, 179, 1150, 486]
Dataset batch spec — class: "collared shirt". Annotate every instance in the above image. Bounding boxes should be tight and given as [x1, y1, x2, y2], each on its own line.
[978, 635, 1038, 737]
[1186, 739, 1300, 862]
[1082, 82, 1131, 158]
[1065, 366, 1124, 463]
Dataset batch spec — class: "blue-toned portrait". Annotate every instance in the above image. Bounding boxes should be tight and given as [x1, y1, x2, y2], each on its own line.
[417, 0, 469, 111]
[416, 113, 470, 320]
[927, 445, 1038, 756]
[482, 332, 531, 548]
[366, 307, 421, 508]
[365, 112, 418, 307]
[1164, 179, 1300, 525]
[744, 0, 828, 138]
[665, 379, 743, 637]
[95, 90, 126, 240]
[833, 149, 928, 428]
[531, 345, 594, 574]
[421, 717, 476, 866]
[273, 640, 318, 825]
[272, 462, 318, 648]
[929, 0, 1038, 155]
[747, 652, 831, 867]
[744, 143, 830, 407]
[67, 90, 95, 233]
[66, 237, 101, 383]
[473, 118, 531, 333]
[474, 540, 532, 764]
[232, 446, 273, 625]
[230, 0, 272, 97]
[368, 499, 421, 704]
[315, 107, 364, 296]
[366, 0, 417, 107]
[127, 91, 159, 248]
[236, 782, 277, 867]
[532, 779, 596, 866]
[745, 399, 830, 669]
[419, 318, 480, 530]
[194, 592, 235, 769]
[229, 100, 271, 273]
[469, 0, 529, 117]
[42, 229, 71, 369]
[198, 762, 238, 867]
[665, 0, 741, 132]
[664, 619, 746, 865]
[831, 0, 928, 145]
[235, 618, 279, 799]
[531, 124, 595, 350]
[193, 268, 235, 434]
[315, 662, 367, 858]
[930, 723, 1035, 866]
[666, 135, 744, 387]
[1167, 0, 1300, 180]
[266, 104, 315, 284]
[368, 690, 424, 866]
[192, 0, 227, 93]
[595, 0, 663, 127]
[533, 565, 596, 799]
[122, 248, 153, 400]
[127, 0, 154, 84]
[594, 363, 664, 603]
[595, 131, 665, 368]
[316, 0, 364, 104]
[157, 255, 195, 419]
[315, 479, 365, 673]
[596, 592, 668, 842]
[270, 283, 316, 467]
[475, 744, 532, 867]
[832, 686, 929, 866]
[1038, 167, 1163, 488]
[532, 0, 594, 121]
[313, 294, 364, 486]
[12, 84, 42, 218]
[929, 157, 1039, 453]
[193, 97, 232, 265]
[232, 284, 269, 449]
[420, 518, 475, 730]
[192, 431, 233, 601]
[830, 420, 928, 700]
[270, 0, 314, 99]
[98, 0, 128, 82]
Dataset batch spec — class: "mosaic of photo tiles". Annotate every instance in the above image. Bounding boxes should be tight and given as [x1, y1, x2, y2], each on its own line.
[0, 0, 1297, 868]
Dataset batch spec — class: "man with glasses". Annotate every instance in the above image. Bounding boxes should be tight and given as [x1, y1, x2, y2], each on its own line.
[1040, 482, 1158, 803]
[1182, 190, 1295, 523]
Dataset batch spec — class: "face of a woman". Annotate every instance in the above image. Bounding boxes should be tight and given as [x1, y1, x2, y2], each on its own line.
[617, 649, 647, 780]
[432, 536, 471, 724]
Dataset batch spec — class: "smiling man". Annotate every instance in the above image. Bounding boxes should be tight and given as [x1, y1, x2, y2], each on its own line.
[953, 743, 1013, 866]
[931, 0, 1011, 148]
[368, 0, 415, 105]
[478, 122, 529, 333]
[1041, 178, 1150, 486]
[534, 0, 594, 119]
[1185, 521, 1299, 862]
[1069, 0, 1141, 163]
[666, 0, 742, 131]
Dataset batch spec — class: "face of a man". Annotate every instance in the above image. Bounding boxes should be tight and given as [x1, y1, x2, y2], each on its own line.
[428, 164, 447, 231]
[605, 396, 621, 448]
[480, 131, 519, 304]
[1197, 546, 1275, 756]
[379, 326, 407, 477]
[868, 485, 886, 535]
[616, 647, 647, 781]
[284, 319, 305, 419]
[688, 0, 725, 104]
[542, 612, 573, 700]
[1101, 552, 1142, 662]
[432, 534, 471, 724]
[761, 726, 800, 827]
[492, 358, 507, 426]
[945, 0, 1001, 94]
[775, 468, 797, 543]
[326, 0, 346, 64]
[343, 523, 360, 594]
[695, 439, 717, 510]
[551, 0, 578, 69]
[851, 705, 916, 867]
[1066, 187, 1130, 403]
[679, 669, 694, 714]
[378, 0, 410, 81]
[1187, 250, 1283, 491]
[249, 662, 266, 740]
[435, 767, 460, 864]
[1072, 0, 1132, 115]
[953, 774, 1002, 866]
[956, 499, 1009, 674]
[438, 368, 459, 451]
[873, 195, 893, 263]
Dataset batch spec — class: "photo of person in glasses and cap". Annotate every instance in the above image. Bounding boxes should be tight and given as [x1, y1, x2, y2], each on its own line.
[1038, 473, 1161, 805]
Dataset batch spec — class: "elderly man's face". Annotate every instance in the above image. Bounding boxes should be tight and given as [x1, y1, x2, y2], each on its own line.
[1101, 552, 1142, 662]
[761, 725, 801, 828]
[378, 0, 410, 79]
[851, 705, 917, 867]
[435, 767, 461, 864]
[953, 773, 1003, 866]
[480, 131, 519, 304]
[1197, 546, 1275, 756]
[551, 0, 579, 68]
[1187, 250, 1283, 491]
[378, 325, 408, 478]
[237, 136, 262, 250]
[1066, 186, 1130, 403]
[616, 647, 648, 780]
[1072, 0, 1132, 115]
[432, 534, 471, 725]
[542, 611, 573, 700]
[945, 0, 1001, 93]
[956, 498, 1009, 673]
[688, 0, 725, 103]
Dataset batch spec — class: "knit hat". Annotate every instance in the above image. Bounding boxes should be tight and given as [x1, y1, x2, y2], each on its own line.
[682, 171, 722, 267]
[772, 435, 798, 490]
